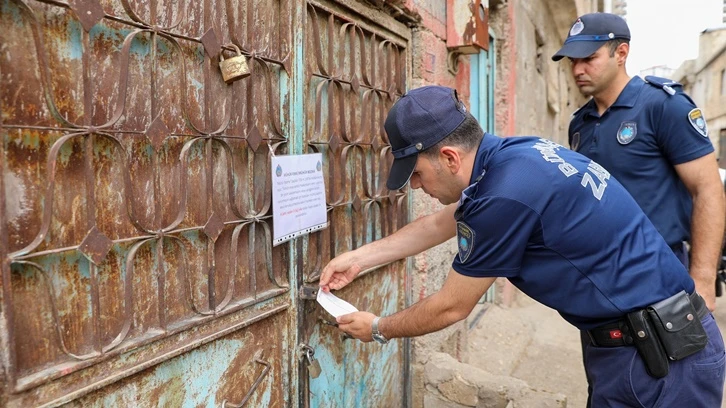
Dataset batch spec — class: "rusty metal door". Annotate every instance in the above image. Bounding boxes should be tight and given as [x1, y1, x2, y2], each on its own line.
[299, 1, 411, 407]
[0, 0, 410, 407]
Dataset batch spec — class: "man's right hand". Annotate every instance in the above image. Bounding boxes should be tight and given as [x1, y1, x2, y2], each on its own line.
[319, 251, 363, 292]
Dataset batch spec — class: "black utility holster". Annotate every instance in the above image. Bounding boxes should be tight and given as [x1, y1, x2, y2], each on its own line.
[625, 309, 669, 378]
[625, 291, 708, 379]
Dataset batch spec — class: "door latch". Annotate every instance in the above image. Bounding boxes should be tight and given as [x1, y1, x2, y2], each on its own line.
[299, 285, 318, 300]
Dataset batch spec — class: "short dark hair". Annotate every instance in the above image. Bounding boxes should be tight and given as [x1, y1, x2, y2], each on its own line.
[606, 39, 629, 56]
[420, 111, 484, 158]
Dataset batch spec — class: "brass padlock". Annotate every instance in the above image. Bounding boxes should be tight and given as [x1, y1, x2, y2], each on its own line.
[219, 44, 250, 84]
[305, 348, 322, 379]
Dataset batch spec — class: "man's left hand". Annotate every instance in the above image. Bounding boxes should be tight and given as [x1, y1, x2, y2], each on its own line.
[337, 311, 377, 342]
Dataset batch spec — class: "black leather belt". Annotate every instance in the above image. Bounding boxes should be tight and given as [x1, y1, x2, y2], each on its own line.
[587, 292, 708, 347]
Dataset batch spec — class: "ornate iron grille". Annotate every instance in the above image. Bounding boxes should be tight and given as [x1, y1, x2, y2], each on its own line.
[1, 0, 291, 393]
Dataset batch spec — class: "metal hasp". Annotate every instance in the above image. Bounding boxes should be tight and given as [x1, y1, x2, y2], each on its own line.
[299, 285, 319, 300]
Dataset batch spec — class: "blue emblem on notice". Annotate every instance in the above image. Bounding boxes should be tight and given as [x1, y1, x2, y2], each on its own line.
[316, 160, 322, 171]
[457, 222, 475, 263]
[276, 164, 282, 177]
[617, 122, 637, 145]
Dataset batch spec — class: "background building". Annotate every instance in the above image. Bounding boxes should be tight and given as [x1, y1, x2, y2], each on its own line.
[639, 65, 675, 78]
[674, 26, 726, 162]
[611, 0, 627, 17]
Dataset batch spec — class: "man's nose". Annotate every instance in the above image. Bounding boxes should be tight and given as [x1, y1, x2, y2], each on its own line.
[410, 174, 421, 189]
[572, 60, 585, 76]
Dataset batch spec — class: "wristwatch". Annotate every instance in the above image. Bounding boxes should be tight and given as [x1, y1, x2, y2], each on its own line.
[371, 316, 389, 344]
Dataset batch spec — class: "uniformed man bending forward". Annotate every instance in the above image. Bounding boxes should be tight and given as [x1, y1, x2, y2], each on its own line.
[319, 85, 725, 407]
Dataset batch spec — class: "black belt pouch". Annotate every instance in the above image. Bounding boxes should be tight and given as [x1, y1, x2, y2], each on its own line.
[647, 290, 708, 360]
[626, 309, 669, 378]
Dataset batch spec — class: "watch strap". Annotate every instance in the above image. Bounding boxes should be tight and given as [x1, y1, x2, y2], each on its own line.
[372, 316, 389, 344]
[372, 316, 381, 333]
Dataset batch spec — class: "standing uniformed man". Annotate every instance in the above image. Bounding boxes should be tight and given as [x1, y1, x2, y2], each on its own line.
[551, 13, 726, 406]
[551, 12, 725, 312]
[319, 85, 725, 407]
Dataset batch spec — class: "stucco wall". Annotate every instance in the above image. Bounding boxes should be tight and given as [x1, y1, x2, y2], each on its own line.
[488, 1, 587, 144]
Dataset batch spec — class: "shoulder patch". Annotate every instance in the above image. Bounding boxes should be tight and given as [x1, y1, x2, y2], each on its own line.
[457, 221, 475, 263]
[644, 75, 682, 96]
[688, 108, 708, 137]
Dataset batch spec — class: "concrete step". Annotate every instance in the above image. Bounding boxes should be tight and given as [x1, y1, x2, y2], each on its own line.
[424, 352, 567, 408]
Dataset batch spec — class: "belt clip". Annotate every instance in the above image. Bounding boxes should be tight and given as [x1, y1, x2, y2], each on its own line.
[587, 330, 597, 346]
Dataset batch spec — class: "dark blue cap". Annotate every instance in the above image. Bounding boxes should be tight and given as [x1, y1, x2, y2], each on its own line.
[552, 13, 630, 61]
[385, 86, 467, 190]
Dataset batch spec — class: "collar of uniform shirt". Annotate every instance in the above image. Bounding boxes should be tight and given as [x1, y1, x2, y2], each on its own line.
[582, 76, 643, 118]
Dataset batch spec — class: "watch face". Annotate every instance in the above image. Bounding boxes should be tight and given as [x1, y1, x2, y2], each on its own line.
[372, 333, 388, 344]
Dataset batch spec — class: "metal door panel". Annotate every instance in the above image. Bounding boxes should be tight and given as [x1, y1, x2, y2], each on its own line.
[1, 0, 293, 406]
[300, 1, 410, 406]
[3, 300, 289, 407]
[58, 310, 288, 408]
[307, 270, 405, 408]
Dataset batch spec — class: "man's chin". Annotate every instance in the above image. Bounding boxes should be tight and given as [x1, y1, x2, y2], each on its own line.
[577, 86, 594, 96]
[437, 196, 455, 205]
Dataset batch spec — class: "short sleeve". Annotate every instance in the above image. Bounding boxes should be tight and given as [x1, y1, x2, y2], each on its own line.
[452, 196, 542, 278]
[655, 94, 714, 165]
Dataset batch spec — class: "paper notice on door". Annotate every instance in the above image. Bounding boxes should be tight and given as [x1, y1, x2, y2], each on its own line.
[271, 153, 328, 246]
[316, 289, 359, 318]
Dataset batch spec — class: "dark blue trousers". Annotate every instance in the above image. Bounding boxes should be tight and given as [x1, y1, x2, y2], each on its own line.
[583, 314, 725, 407]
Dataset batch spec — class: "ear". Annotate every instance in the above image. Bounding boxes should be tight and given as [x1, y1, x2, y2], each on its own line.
[616, 42, 629, 66]
[439, 146, 462, 173]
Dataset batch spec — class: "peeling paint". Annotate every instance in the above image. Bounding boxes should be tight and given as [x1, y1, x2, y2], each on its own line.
[4, 170, 29, 229]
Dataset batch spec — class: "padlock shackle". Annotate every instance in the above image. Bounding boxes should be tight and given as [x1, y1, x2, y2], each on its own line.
[219, 43, 242, 62]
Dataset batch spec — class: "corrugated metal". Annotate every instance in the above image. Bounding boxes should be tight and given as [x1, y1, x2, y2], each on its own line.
[0, 0, 410, 406]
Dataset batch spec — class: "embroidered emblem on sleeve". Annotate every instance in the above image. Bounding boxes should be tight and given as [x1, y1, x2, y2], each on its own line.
[616, 122, 637, 145]
[688, 108, 708, 137]
[457, 222, 475, 263]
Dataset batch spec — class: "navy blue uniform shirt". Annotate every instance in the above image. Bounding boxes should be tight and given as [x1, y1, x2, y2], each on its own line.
[452, 134, 694, 330]
[568, 76, 714, 247]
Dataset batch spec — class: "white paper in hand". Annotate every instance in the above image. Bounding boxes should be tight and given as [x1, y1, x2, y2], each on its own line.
[316, 289, 358, 318]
